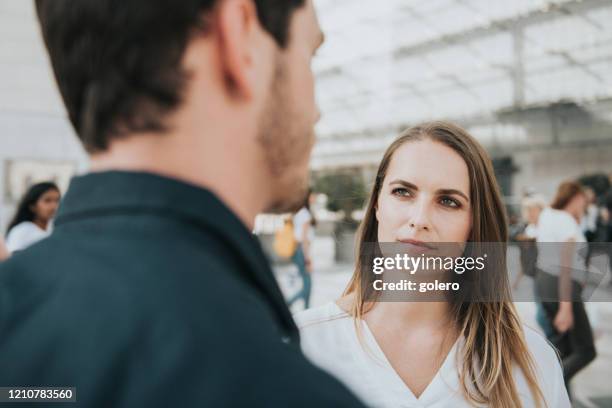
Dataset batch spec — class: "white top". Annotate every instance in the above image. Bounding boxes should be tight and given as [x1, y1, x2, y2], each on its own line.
[293, 208, 314, 243]
[5, 221, 51, 253]
[295, 302, 569, 408]
[536, 207, 587, 281]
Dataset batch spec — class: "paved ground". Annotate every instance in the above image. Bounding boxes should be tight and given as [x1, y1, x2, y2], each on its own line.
[274, 237, 612, 408]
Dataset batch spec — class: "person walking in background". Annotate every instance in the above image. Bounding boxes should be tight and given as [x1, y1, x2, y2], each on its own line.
[288, 191, 317, 310]
[512, 195, 546, 285]
[512, 195, 555, 337]
[581, 187, 598, 270]
[5, 181, 60, 253]
[535, 181, 597, 400]
[582, 187, 598, 243]
[604, 177, 612, 284]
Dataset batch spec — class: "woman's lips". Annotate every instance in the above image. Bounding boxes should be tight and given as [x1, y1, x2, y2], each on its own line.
[396, 238, 436, 250]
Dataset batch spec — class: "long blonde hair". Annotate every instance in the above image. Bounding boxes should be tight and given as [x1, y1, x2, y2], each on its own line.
[344, 121, 545, 408]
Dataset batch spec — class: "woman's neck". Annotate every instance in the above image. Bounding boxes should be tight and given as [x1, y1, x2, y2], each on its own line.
[337, 293, 456, 333]
[367, 301, 453, 332]
[33, 218, 48, 231]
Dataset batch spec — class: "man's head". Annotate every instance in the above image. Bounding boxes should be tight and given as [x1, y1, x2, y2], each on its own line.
[36, 0, 323, 215]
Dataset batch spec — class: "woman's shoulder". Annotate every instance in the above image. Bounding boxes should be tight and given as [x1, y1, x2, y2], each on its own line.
[540, 207, 576, 226]
[294, 302, 359, 373]
[521, 324, 560, 364]
[520, 324, 568, 405]
[8, 221, 39, 235]
[6, 222, 47, 252]
[537, 208, 579, 241]
[6, 222, 41, 243]
[294, 301, 350, 331]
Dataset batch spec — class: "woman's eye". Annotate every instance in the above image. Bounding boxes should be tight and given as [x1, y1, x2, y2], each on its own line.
[391, 187, 411, 197]
[440, 197, 460, 208]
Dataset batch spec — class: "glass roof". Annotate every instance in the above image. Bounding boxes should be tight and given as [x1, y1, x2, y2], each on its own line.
[312, 0, 612, 167]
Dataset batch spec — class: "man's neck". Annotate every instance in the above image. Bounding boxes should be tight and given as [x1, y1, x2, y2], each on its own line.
[89, 135, 268, 231]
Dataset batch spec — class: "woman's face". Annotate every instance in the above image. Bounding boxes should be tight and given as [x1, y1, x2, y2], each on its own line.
[376, 139, 472, 247]
[565, 193, 587, 222]
[32, 189, 61, 222]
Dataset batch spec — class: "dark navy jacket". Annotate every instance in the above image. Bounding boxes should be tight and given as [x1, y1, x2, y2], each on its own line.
[0, 171, 364, 408]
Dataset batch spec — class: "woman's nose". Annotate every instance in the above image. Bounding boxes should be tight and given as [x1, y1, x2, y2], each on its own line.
[407, 198, 434, 231]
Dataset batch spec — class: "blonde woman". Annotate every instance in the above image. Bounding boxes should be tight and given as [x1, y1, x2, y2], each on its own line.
[295, 122, 569, 407]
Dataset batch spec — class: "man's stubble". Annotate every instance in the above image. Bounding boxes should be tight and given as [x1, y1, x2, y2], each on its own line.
[257, 56, 315, 214]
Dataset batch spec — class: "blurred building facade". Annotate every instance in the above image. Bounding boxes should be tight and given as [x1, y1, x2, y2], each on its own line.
[311, 0, 612, 199]
[2, 0, 612, 229]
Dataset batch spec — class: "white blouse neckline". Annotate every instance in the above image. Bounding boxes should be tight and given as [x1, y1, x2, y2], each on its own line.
[329, 301, 462, 407]
[296, 301, 570, 408]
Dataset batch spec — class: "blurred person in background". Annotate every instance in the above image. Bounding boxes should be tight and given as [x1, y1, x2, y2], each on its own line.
[0, 0, 365, 407]
[288, 190, 316, 310]
[5, 182, 60, 253]
[0, 237, 8, 261]
[535, 181, 596, 400]
[521, 196, 547, 239]
[581, 187, 598, 243]
[581, 187, 598, 270]
[512, 195, 546, 281]
[605, 175, 612, 284]
[512, 195, 554, 337]
[296, 122, 569, 408]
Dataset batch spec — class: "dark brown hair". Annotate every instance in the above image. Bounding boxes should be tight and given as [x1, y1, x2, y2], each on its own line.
[550, 181, 585, 210]
[35, 0, 305, 153]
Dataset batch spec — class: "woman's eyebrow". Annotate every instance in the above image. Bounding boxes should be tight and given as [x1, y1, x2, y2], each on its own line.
[389, 179, 418, 190]
[389, 179, 469, 202]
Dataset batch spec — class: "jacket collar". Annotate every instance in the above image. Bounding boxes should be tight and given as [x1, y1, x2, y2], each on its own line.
[56, 170, 298, 340]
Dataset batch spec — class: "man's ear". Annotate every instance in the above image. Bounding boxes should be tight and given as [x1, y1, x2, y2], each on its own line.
[215, 0, 259, 99]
